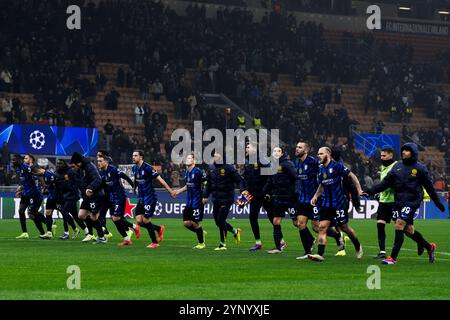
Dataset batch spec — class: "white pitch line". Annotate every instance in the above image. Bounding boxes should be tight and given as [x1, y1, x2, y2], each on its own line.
[2, 239, 450, 257]
[364, 245, 450, 256]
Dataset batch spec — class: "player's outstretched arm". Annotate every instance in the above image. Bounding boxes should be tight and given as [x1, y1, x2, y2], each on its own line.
[348, 172, 363, 195]
[418, 167, 446, 212]
[175, 185, 187, 195]
[119, 171, 134, 187]
[156, 175, 176, 198]
[366, 169, 394, 195]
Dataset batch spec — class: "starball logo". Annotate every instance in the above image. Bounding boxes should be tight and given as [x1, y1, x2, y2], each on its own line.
[170, 121, 280, 175]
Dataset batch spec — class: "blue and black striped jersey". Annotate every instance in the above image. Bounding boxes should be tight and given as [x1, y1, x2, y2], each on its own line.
[295, 156, 320, 204]
[16, 163, 42, 198]
[100, 165, 127, 202]
[317, 160, 350, 208]
[43, 170, 57, 200]
[133, 162, 159, 204]
[184, 167, 206, 209]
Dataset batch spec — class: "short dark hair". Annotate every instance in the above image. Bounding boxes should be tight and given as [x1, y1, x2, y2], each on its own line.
[26, 153, 35, 162]
[274, 146, 285, 154]
[70, 152, 84, 164]
[297, 141, 310, 150]
[98, 149, 110, 157]
[97, 154, 109, 162]
[381, 146, 394, 153]
[134, 150, 145, 158]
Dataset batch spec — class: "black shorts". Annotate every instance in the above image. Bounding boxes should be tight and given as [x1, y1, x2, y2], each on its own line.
[20, 196, 42, 213]
[135, 202, 156, 218]
[392, 205, 419, 225]
[45, 198, 58, 211]
[110, 198, 126, 217]
[80, 197, 101, 214]
[183, 206, 204, 222]
[297, 202, 319, 221]
[273, 204, 297, 219]
[319, 206, 349, 226]
[98, 196, 112, 218]
[376, 202, 395, 223]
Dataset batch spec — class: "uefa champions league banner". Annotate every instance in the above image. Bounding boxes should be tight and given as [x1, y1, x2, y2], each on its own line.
[353, 133, 400, 157]
[0, 192, 447, 220]
[0, 124, 98, 156]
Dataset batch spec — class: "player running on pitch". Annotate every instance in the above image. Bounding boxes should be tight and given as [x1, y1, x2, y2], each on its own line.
[174, 153, 208, 249]
[97, 154, 140, 246]
[12, 154, 46, 239]
[364, 143, 446, 264]
[309, 147, 364, 262]
[132, 150, 176, 248]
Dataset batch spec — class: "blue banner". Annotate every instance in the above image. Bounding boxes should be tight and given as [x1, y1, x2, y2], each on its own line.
[353, 133, 400, 157]
[1, 192, 447, 220]
[0, 124, 98, 157]
[382, 19, 450, 37]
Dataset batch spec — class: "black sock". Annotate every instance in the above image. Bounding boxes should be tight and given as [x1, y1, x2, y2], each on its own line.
[300, 228, 313, 254]
[63, 220, 69, 232]
[410, 230, 431, 252]
[346, 232, 361, 251]
[225, 222, 234, 234]
[327, 227, 341, 246]
[100, 217, 109, 234]
[65, 214, 77, 231]
[219, 224, 226, 243]
[273, 225, 282, 250]
[185, 224, 196, 232]
[249, 216, 260, 241]
[46, 215, 53, 232]
[143, 222, 158, 243]
[121, 218, 133, 229]
[391, 230, 404, 260]
[152, 224, 161, 233]
[85, 217, 93, 235]
[305, 227, 315, 245]
[19, 212, 27, 232]
[318, 244, 325, 256]
[74, 216, 86, 230]
[377, 223, 386, 252]
[93, 219, 105, 238]
[114, 220, 128, 237]
[33, 214, 45, 235]
[196, 227, 204, 243]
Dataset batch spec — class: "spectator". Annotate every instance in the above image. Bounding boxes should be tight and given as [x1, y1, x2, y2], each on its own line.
[104, 87, 120, 110]
[170, 169, 181, 188]
[116, 67, 125, 87]
[0, 67, 13, 92]
[334, 83, 343, 104]
[151, 79, 164, 101]
[1, 95, 13, 123]
[95, 72, 107, 91]
[104, 120, 114, 151]
[140, 78, 149, 101]
[134, 104, 144, 125]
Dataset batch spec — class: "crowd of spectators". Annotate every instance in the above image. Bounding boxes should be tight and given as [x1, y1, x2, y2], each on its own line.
[0, 0, 449, 186]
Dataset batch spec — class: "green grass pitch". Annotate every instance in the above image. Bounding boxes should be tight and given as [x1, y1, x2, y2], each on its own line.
[0, 218, 449, 300]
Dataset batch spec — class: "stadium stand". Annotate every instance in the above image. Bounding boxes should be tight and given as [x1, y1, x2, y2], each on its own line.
[0, 0, 448, 188]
